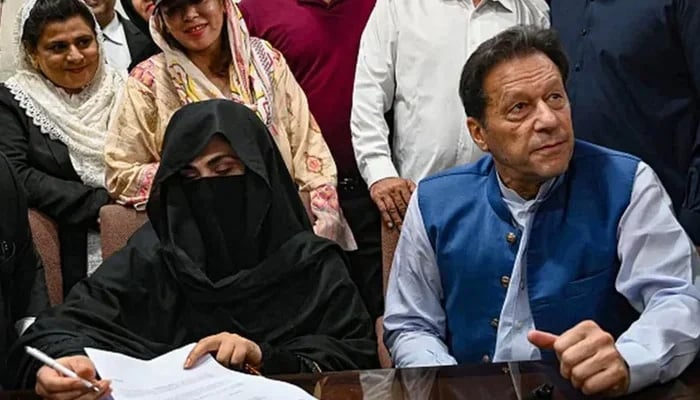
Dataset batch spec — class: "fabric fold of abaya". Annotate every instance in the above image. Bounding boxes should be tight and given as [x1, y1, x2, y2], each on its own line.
[7, 100, 377, 389]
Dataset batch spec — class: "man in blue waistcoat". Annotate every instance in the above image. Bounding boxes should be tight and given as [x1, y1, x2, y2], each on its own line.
[383, 26, 700, 396]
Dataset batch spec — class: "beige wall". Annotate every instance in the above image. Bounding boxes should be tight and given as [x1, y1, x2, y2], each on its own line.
[0, 0, 21, 81]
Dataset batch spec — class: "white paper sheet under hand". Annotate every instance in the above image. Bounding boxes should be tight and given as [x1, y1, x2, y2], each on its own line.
[85, 344, 315, 400]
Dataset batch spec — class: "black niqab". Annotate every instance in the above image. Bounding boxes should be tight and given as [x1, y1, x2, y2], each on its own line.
[7, 100, 377, 388]
[148, 100, 311, 302]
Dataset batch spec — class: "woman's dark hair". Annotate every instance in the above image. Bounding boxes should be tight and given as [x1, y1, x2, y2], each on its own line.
[21, 0, 96, 52]
[458, 25, 569, 124]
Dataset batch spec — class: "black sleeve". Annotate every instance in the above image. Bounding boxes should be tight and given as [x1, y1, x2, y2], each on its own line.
[0, 153, 49, 324]
[258, 342, 303, 374]
[0, 91, 110, 228]
[262, 250, 378, 374]
[6, 227, 169, 389]
[10, 236, 49, 323]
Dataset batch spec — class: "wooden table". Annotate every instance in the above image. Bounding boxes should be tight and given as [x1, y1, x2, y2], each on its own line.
[278, 361, 700, 399]
[2, 361, 699, 399]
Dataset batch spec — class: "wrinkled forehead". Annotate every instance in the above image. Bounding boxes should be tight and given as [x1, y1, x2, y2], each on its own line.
[484, 54, 565, 105]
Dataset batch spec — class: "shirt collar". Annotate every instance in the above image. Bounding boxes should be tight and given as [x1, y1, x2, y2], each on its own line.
[496, 172, 559, 207]
[102, 15, 125, 46]
[493, 0, 515, 12]
[465, 0, 514, 12]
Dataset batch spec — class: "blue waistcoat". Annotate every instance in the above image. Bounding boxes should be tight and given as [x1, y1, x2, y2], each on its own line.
[418, 140, 640, 363]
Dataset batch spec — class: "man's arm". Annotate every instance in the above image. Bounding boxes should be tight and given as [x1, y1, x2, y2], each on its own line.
[351, 0, 416, 229]
[383, 190, 458, 367]
[351, 0, 399, 188]
[675, 0, 700, 245]
[615, 161, 700, 393]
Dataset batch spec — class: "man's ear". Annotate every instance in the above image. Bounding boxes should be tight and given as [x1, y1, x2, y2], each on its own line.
[467, 116, 489, 153]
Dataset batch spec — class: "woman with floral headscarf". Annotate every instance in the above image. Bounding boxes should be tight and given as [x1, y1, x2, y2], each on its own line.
[105, 0, 356, 249]
[0, 0, 124, 295]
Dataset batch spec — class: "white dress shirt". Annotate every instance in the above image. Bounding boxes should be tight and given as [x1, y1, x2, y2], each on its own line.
[351, 0, 550, 187]
[384, 161, 700, 394]
[102, 15, 132, 74]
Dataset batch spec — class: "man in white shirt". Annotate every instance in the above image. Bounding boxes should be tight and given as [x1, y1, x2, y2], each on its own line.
[86, 0, 158, 73]
[351, 0, 549, 229]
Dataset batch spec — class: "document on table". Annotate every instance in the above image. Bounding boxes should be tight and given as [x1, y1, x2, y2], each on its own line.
[84, 344, 315, 400]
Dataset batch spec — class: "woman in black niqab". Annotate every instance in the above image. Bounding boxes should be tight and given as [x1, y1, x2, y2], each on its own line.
[7, 99, 377, 390]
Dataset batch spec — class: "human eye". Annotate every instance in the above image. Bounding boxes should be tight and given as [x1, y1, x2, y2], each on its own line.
[161, 5, 177, 17]
[508, 101, 529, 115]
[214, 158, 244, 176]
[48, 43, 68, 52]
[214, 161, 236, 175]
[77, 37, 93, 48]
[180, 168, 200, 180]
[547, 92, 567, 108]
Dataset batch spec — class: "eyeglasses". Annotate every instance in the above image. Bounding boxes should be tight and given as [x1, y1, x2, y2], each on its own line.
[159, 0, 214, 19]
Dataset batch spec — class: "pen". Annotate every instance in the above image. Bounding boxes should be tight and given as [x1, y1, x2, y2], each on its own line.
[25, 346, 101, 393]
[243, 363, 261, 376]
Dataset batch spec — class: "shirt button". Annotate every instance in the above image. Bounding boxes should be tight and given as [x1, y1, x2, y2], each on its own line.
[500, 275, 510, 288]
[574, 63, 581, 71]
[515, 321, 523, 329]
[506, 232, 517, 244]
[490, 318, 499, 328]
[519, 281, 525, 290]
[482, 354, 491, 363]
[581, 28, 588, 36]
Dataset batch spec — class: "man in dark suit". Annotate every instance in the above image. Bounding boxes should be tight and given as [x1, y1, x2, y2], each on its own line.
[86, 0, 159, 73]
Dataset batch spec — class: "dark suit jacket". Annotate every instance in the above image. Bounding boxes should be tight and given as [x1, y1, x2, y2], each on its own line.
[0, 152, 49, 385]
[120, 15, 160, 71]
[0, 85, 111, 295]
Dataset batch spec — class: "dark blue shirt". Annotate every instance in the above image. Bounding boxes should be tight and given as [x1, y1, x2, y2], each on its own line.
[550, 0, 700, 243]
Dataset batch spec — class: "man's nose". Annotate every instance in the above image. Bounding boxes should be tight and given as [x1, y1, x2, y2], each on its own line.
[533, 101, 559, 132]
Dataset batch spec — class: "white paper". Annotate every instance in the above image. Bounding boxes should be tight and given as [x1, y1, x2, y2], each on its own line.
[85, 344, 315, 400]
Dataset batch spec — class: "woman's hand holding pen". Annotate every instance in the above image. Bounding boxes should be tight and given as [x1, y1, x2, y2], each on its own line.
[35, 355, 111, 400]
[185, 332, 262, 373]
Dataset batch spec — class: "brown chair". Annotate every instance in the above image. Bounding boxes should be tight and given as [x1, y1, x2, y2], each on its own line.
[99, 205, 148, 259]
[28, 209, 63, 305]
[377, 223, 401, 368]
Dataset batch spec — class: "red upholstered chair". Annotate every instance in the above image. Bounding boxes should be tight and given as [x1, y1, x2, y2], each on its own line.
[99, 205, 148, 259]
[28, 209, 63, 305]
[377, 223, 400, 368]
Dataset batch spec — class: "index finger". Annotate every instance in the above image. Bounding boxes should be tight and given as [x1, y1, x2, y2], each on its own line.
[389, 190, 408, 219]
[186, 336, 222, 368]
[47, 380, 111, 400]
[407, 180, 417, 193]
[38, 373, 92, 394]
[399, 183, 413, 206]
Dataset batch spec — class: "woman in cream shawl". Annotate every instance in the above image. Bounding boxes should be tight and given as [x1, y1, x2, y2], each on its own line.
[105, 0, 356, 248]
[0, 0, 123, 294]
